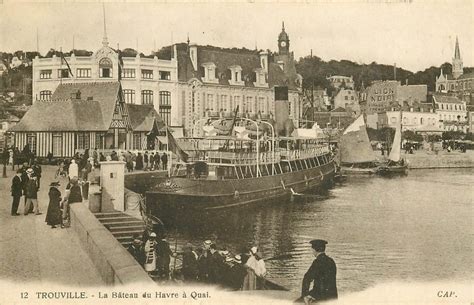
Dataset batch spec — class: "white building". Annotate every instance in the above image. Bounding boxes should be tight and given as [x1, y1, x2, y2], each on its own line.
[327, 75, 354, 89]
[433, 93, 468, 132]
[385, 106, 439, 133]
[333, 88, 360, 115]
[32, 34, 179, 127]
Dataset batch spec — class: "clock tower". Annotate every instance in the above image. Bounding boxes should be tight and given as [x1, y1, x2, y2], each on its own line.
[278, 21, 290, 55]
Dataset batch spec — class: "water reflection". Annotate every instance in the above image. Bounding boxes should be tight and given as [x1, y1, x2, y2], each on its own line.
[160, 169, 473, 294]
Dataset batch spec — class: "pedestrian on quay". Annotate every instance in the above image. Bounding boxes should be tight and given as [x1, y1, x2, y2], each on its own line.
[154, 152, 161, 171]
[127, 234, 145, 266]
[208, 243, 224, 284]
[229, 255, 247, 290]
[144, 232, 158, 275]
[299, 239, 338, 304]
[156, 233, 174, 280]
[144, 151, 149, 171]
[243, 246, 259, 290]
[60, 176, 82, 227]
[135, 153, 143, 170]
[45, 181, 62, 229]
[198, 240, 212, 282]
[182, 243, 199, 282]
[24, 169, 41, 216]
[32, 159, 42, 190]
[10, 169, 23, 216]
[161, 152, 168, 171]
[149, 152, 155, 171]
[68, 159, 78, 181]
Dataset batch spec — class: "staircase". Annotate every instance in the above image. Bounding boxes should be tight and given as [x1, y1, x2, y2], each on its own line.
[94, 211, 145, 248]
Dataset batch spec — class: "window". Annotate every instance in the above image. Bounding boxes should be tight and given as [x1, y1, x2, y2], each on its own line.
[133, 133, 142, 150]
[141, 69, 153, 79]
[207, 94, 215, 111]
[159, 91, 171, 125]
[351, 96, 354, 100]
[159, 71, 171, 80]
[39, 90, 52, 101]
[27, 133, 36, 154]
[76, 68, 91, 78]
[52, 133, 62, 156]
[234, 96, 241, 112]
[246, 96, 254, 113]
[57, 69, 70, 78]
[123, 89, 135, 104]
[390, 117, 397, 124]
[221, 95, 227, 111]
[76, 132, 90, 150]
[95, 133, 105, 149]
[99, 58, 113, 78]
[141, 90, 153, 105]
[40, 69, 52, 79]
[121, 68, 136, 78]
[420, 118, 424, 125]
[345, 96, 348, 100]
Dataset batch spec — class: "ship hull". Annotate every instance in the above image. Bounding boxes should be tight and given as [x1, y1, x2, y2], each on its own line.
[146, 161, 336, 221]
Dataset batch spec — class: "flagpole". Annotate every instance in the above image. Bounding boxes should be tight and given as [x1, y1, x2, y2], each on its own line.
[60, 47, 62, 85]
[166, 127, 171, 177]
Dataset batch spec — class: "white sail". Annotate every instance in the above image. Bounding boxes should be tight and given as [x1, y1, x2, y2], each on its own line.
[340, 115, 377, 164]
[388, 113, 402, 162]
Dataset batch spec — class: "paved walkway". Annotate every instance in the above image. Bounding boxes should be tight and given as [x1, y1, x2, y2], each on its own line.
[0, 165, 103, 286]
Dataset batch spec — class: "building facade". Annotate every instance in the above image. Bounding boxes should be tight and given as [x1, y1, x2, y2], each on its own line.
[385, 106, 439, 133]
[333, 88, 360, 115]
[327, 75, 354, 89]
[433, 93, 468, 132]
[9, 82, 162, 157]
[32, 35, 179, 127]
[435, 37, 474, 104]
[173, 23, 302, 136]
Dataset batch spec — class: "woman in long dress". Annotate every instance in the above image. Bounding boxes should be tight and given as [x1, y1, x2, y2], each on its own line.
[45, 181, 62, 228]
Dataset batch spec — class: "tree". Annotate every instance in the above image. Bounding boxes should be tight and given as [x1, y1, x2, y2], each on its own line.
[402, 130, 423, 142]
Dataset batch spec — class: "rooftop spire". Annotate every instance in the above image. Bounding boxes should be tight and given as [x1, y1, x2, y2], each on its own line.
[102, 3, 109, 47]
[454, 36, 461, 59]
[282, 21, 285, 31]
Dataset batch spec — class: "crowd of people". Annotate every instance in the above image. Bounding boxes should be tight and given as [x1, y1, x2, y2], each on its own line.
[126, 229, 267, 291]
[9, 158, 84, 229]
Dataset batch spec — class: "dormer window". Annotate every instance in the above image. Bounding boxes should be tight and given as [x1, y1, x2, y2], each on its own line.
[99, 58, 113, 78]
[229, 65, 244, 86]
[201, 62, 218, 84]
[253, 68, 268, 88]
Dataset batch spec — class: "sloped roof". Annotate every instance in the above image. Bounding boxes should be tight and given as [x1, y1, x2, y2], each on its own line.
[10, 82, 121, 132]
[52, 82, 120, 128]
[174, 43, 298, 90]
[433, 94, 464, 104]
[9, 99, 106, 132]
[126, 104, 164, 132]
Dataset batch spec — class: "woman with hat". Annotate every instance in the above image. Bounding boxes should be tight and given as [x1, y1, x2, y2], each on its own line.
[144, 232, 158, 275]
[45, 181, 62, 228]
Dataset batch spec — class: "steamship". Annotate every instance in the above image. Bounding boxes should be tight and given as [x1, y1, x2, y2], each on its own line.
[146, 136, 335, 220]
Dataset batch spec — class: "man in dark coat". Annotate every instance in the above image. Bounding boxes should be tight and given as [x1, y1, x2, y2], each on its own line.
[301, 239, 338, 304]
[182, 243, 199, 282]
[45, 181, 62, 228]
[10, 169, 23, 216]
[153, 152, 160, 170]
[208, 243, 224, 284]
[24, 169, 41, 215]
[161, 153, 168, 171]
[31, 159, 42, 190]
[127, 234, 145, 266]
[155, 234, 173, 279]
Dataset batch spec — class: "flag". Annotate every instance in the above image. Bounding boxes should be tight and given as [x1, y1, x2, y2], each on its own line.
[167, 128, 188, 162]
[60, 52, 74, 77]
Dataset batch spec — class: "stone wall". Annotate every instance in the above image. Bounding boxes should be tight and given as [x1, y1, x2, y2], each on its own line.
[69, 202, 154, 285]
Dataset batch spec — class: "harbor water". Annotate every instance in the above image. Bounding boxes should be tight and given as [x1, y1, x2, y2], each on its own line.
[164, 169, 473, 294]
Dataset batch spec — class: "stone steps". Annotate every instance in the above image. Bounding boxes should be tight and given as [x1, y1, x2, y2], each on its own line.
[94, 211, 145, 247]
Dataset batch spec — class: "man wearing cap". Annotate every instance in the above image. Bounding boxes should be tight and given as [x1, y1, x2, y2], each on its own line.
[60, 176, 82, 225]
[182, 243, 199, 282]
[10, 169, 23, 216]
[198, 240, 212, 282]
[24, 169, 41, 215]
[301, 239, 338, 304]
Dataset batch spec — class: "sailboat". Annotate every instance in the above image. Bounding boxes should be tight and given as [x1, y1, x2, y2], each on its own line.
[338, 115, 380, 175]
[378, 110, 408, 175]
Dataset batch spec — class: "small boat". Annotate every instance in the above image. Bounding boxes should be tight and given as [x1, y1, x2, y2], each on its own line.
[338, 115, 380, 175]
[378, 110, 408, 175]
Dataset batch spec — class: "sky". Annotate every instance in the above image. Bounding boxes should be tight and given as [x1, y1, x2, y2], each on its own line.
[0, 0, 472, 73]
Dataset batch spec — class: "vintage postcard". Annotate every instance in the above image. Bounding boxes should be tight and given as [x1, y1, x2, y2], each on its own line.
[0, 0, 472, 304]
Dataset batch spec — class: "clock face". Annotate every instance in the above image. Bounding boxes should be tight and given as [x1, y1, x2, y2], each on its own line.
[280, 41, 287, 47]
